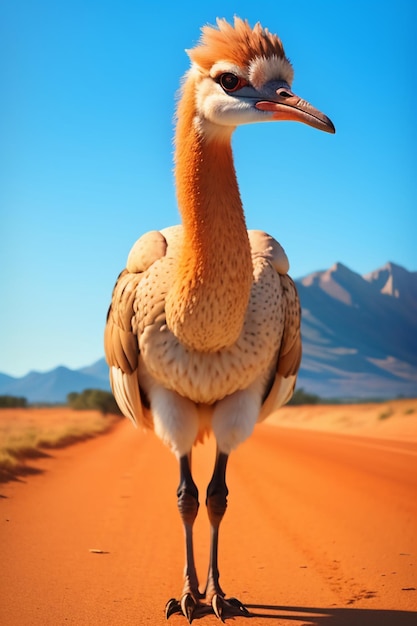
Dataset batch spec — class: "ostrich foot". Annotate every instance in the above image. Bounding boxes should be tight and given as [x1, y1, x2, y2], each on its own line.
[211, 594, 249, 621]
[166, 593, 249, 622]
[165, 594, 210, 623]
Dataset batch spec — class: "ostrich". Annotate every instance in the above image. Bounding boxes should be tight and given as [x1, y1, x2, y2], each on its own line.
[104, 17, 334, 622]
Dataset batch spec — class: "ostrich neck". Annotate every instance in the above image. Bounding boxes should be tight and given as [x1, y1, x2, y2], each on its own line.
[165, 79, 253, 352]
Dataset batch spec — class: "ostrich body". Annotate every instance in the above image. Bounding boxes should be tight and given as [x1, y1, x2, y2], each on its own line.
[104, 18, 334, 622]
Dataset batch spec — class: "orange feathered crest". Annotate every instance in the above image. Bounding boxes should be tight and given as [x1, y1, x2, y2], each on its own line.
[188, 17, 287, 70]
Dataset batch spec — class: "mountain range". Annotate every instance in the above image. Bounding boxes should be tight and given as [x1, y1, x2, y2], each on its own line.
[1, 262, 416, 403]
[295, 261, 417, 399]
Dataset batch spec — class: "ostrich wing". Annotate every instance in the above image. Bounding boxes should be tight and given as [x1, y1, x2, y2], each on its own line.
[247, 231, 302, 420]
[104, 229, 170, 427]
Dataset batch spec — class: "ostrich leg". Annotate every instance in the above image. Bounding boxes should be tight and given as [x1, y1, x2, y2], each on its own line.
[166, 449, 250, 622]
[166, 453, 204, 622]
[204, 448, 250, 620]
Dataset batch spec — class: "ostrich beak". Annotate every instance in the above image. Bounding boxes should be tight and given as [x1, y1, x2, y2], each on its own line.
[256, 87, 335, 133]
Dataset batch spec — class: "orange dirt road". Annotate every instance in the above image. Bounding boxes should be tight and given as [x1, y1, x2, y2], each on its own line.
[1, 420, 416, 625]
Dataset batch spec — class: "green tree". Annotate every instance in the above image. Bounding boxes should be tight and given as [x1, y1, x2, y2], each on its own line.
[67, 389, 122, 415]
[288, 388, 321, 406]
[0, 395, 28, 408]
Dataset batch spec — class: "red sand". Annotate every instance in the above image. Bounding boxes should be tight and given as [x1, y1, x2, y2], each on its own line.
[1, 419, 416, 625]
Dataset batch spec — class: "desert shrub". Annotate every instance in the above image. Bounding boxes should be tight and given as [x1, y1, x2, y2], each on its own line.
[67, 389, 122, 415]
[378, 407, 393, 420]
[288, 388, 321, 406]
[0, 395, 28, 408]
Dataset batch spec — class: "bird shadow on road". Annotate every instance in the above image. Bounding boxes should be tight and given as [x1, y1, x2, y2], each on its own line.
[244, 604, 417, 625]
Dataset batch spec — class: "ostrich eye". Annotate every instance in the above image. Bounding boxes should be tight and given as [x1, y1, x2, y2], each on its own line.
[218, 73, 245, 92]
[278, 90, 292, 98]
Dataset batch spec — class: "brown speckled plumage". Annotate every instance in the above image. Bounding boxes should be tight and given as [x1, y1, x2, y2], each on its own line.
[105, 225, 301, 421]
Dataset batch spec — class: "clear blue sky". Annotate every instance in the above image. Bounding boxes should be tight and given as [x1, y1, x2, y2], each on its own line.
[1, 0, 416, 377]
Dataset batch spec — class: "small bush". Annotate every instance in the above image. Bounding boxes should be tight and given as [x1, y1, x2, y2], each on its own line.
[379, 407, 393, 420]
[0, 395, 28, 408]
[67, 389, 122, 415]
[288, 388, 321, 406]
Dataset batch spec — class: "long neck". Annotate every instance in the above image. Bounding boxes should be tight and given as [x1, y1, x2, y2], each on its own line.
[165, 76, 253, 352]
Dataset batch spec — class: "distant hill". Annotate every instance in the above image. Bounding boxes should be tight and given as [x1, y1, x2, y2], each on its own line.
[0, 364, 111, 404]
[77, 359, 111, 384]
[296, 262, 417, 399]
[1, 262, 416, 403]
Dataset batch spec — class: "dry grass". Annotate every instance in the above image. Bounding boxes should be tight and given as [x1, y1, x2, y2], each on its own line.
[0, 407, 119, 481]
[268, 397, 417, 441]
[2, 398, 416, 482]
